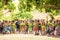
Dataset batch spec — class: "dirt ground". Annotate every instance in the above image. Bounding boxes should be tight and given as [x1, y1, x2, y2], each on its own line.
[0, 34, 60, 40]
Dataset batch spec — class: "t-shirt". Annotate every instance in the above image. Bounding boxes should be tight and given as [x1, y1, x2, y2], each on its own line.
[28, 23, 32, 28]
[12, 23, 16, 30]
[41, 25, 45, 29]
[7, 25, 10, 31]
[16, 22, 20, 28]
[48, 22, 54, 27]
[57, 24, 60, 29]
[20, 22, 25, 27]
[33, 23, 37, 28]
[28, 23, 32, 31]
[3, 23, 8, 28]
[16, 22, 20, 25]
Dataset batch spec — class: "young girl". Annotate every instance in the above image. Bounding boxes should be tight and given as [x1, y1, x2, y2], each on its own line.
[41, 22, 46, 35]
[41, 20, 46, 35]
[20, 21, 25, 34]
[33, 20, 38, 35]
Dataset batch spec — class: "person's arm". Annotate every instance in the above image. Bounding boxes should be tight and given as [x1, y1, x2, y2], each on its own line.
[15, 22, 17, 25]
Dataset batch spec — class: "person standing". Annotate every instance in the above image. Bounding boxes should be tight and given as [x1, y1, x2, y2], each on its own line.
[0, 21, 3, 33]
[28, 21, 32, 34]
[47, 20, 55, 36]
[33, 20, 38, 35]
[11, 21, 16, 34]
[6, 21, 11, 34]
[38, 20, 41, 35]
[3, 21, 8, 34]
[15, 19, 20, 33]
[20, 21, 25, 34]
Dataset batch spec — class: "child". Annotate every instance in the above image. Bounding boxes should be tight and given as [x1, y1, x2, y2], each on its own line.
[11, 21, 16, 34]
[3, 21, 8, 34]
[33, 20, 38, 35]
[41, 23, 46, 35]
[56, 20, 60, 36]
[15, 19, 20, 33]
[20, 21, 25, 34]
[0, 21, 3, 33]
[41, 20, 46, 35]
[6, 25, 10, 34]
[47, 20, 55, 36]
[28, 21, 32, 34]
[38, 20, 41, 35]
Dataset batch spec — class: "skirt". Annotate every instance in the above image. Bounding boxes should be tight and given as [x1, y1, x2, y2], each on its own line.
[28, 27, 32, 32]
[33, 27, 38, 31]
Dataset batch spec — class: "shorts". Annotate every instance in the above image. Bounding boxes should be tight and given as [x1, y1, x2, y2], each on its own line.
[0, 27, 3, 32]
[33, 27, 38, 31]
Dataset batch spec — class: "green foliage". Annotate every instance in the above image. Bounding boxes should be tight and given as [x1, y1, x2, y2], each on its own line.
[0, 0, 60, 20]
[0, 0, 4, 10]
[11, 12, 33, 20]
[8, 2, 15, 11]
[0, 11, 3, 19]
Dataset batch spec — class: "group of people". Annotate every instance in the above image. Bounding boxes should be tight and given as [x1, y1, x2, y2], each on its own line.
[0, 19, 60, 36]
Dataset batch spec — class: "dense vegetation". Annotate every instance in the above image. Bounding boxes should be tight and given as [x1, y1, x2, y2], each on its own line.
[0, 0, 60, 20]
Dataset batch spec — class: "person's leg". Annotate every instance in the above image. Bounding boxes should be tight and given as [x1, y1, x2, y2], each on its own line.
[25, 27, 28, 34]
[0, 27, 3, 34]
[0, 28, 1, 33]
[39, 30, 41, 35]
[47, 29, 50, 36]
